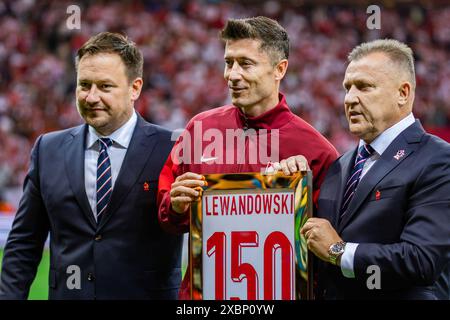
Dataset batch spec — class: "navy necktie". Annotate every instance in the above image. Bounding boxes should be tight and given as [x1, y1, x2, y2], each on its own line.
[340, 144, 374, 218]
[96, 138, 113, 224]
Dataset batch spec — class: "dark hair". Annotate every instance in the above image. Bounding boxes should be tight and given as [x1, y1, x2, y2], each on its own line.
[220, 16, 289, 64]
[75, 32, 143, 82]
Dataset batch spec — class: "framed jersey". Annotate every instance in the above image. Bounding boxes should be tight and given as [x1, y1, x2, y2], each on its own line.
[189, 171, 313, 300]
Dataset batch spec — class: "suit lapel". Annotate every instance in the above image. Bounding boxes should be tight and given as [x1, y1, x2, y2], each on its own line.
[338, 120, 424, 232]
[97, 115, 158, 229]
[64, 125, 97, 229]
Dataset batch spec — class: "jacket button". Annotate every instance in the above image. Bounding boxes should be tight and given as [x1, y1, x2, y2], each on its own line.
[87, 273, 95, 281]
[94, 235, 102, 241]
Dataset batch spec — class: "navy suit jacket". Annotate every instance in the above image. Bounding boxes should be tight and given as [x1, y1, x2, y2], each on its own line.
[317, 120, 450, 299]
[0, 114, 183, 299]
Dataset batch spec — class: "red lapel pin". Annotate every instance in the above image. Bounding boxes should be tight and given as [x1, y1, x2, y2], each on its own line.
[143, 182, 150, 191]
[375, 190, 381, 201]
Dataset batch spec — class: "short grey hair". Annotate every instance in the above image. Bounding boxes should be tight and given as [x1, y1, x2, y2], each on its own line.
[348, 39, 416, 88]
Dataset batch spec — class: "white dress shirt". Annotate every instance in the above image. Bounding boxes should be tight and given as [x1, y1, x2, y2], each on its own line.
[340, 113, 416, 278]
[84, 111, 137, 220]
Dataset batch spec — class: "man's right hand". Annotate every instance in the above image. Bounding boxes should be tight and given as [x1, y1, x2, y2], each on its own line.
[170, 172, 206, 214]
[271, 155, 309, 175]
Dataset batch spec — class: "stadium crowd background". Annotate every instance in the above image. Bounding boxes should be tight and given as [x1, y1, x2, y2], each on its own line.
[0, 0, 449, 212]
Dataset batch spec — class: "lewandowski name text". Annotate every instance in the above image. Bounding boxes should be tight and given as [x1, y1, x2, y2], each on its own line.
[204, 193, 294, 216]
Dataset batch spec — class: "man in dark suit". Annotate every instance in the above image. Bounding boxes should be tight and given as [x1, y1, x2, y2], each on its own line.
[0, 32, 183, 299]
[300, 39, 450, 299]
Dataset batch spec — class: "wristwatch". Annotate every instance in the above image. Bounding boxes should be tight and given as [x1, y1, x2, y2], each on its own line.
[328, 241, 346, 266]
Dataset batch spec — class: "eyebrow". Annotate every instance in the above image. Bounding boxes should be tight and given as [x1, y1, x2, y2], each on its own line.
[224, 53, 256, 60]
[343, 77, 373, 88]
[78, 78, 117, 84]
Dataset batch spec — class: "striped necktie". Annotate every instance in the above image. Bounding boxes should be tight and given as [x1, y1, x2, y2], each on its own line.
[96, 138, 113, 224]
[340, 144, 374, 218]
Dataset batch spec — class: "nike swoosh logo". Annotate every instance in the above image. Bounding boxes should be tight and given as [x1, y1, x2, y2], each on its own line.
[200, 156, 218, 163]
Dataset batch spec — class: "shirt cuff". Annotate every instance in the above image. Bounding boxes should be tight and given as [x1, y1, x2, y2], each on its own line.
[340, 242, 359, 278]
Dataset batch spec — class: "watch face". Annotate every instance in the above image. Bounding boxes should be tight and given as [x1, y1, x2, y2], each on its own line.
[331, 243, 345, 254]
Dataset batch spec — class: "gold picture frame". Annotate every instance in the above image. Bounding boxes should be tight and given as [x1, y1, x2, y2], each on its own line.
[190, 171, 313, 300]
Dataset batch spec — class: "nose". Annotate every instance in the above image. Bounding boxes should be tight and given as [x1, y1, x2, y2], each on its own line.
[225, 61, 242, 82]
[344, 86, 359, 107]
[85, 85, 100, 104]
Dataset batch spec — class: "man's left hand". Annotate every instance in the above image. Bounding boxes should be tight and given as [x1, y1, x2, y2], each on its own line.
[300, 217, 343, 263]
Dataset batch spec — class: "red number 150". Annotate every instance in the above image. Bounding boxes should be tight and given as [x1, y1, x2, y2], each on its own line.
[206, 231, 293, 300]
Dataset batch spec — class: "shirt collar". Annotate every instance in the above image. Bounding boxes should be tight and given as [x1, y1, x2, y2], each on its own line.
[359, 113, 415, 155]
[86, 111, 137, 150]
[235, 93, 294, 130]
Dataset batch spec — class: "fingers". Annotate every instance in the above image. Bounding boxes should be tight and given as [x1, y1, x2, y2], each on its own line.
[301, 224, 316, 244]
[171, 172, 206, 196]
[171, 198, 192, 215]
[170, 196, 198, 208]
[271, 161, 281, 172]
[170, 185, 200, 198]
[273, 155, 309, 176]
[304, 230, 318, 255]
[302, 222, 325, 261]
[294, 155, 309, 171]
[300, 217, 318, 235]
[170, 172, 207, 214]
[280, 159, 291, 176]
[301, 218, 342, 262]
[305, 229, 313, 240]
[175, 172, 204, 182]
[173, 172, 206, 190]
[172, 179, 206, 189]
[170, 186, 201, 214]
[306, 237, 315, 250]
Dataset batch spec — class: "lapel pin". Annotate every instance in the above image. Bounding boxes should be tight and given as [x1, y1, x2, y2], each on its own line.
[143, 182, 150, 192]
[393, 149, 405, 160]
[375, 190, 381, 201]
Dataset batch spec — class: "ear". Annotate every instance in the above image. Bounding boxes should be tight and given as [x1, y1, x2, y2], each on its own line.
[130, 77, 143, 101]
[274, 59, 288, 81]
[398, 81, 411, 107]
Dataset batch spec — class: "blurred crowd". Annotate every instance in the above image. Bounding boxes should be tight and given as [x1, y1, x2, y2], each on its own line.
[0, 0, 449, 207]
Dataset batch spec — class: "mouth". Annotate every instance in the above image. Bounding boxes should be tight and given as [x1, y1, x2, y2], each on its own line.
[229, 86, 247, 94]
[85, 107, 107, 113]
[348, 111, 363, 121]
